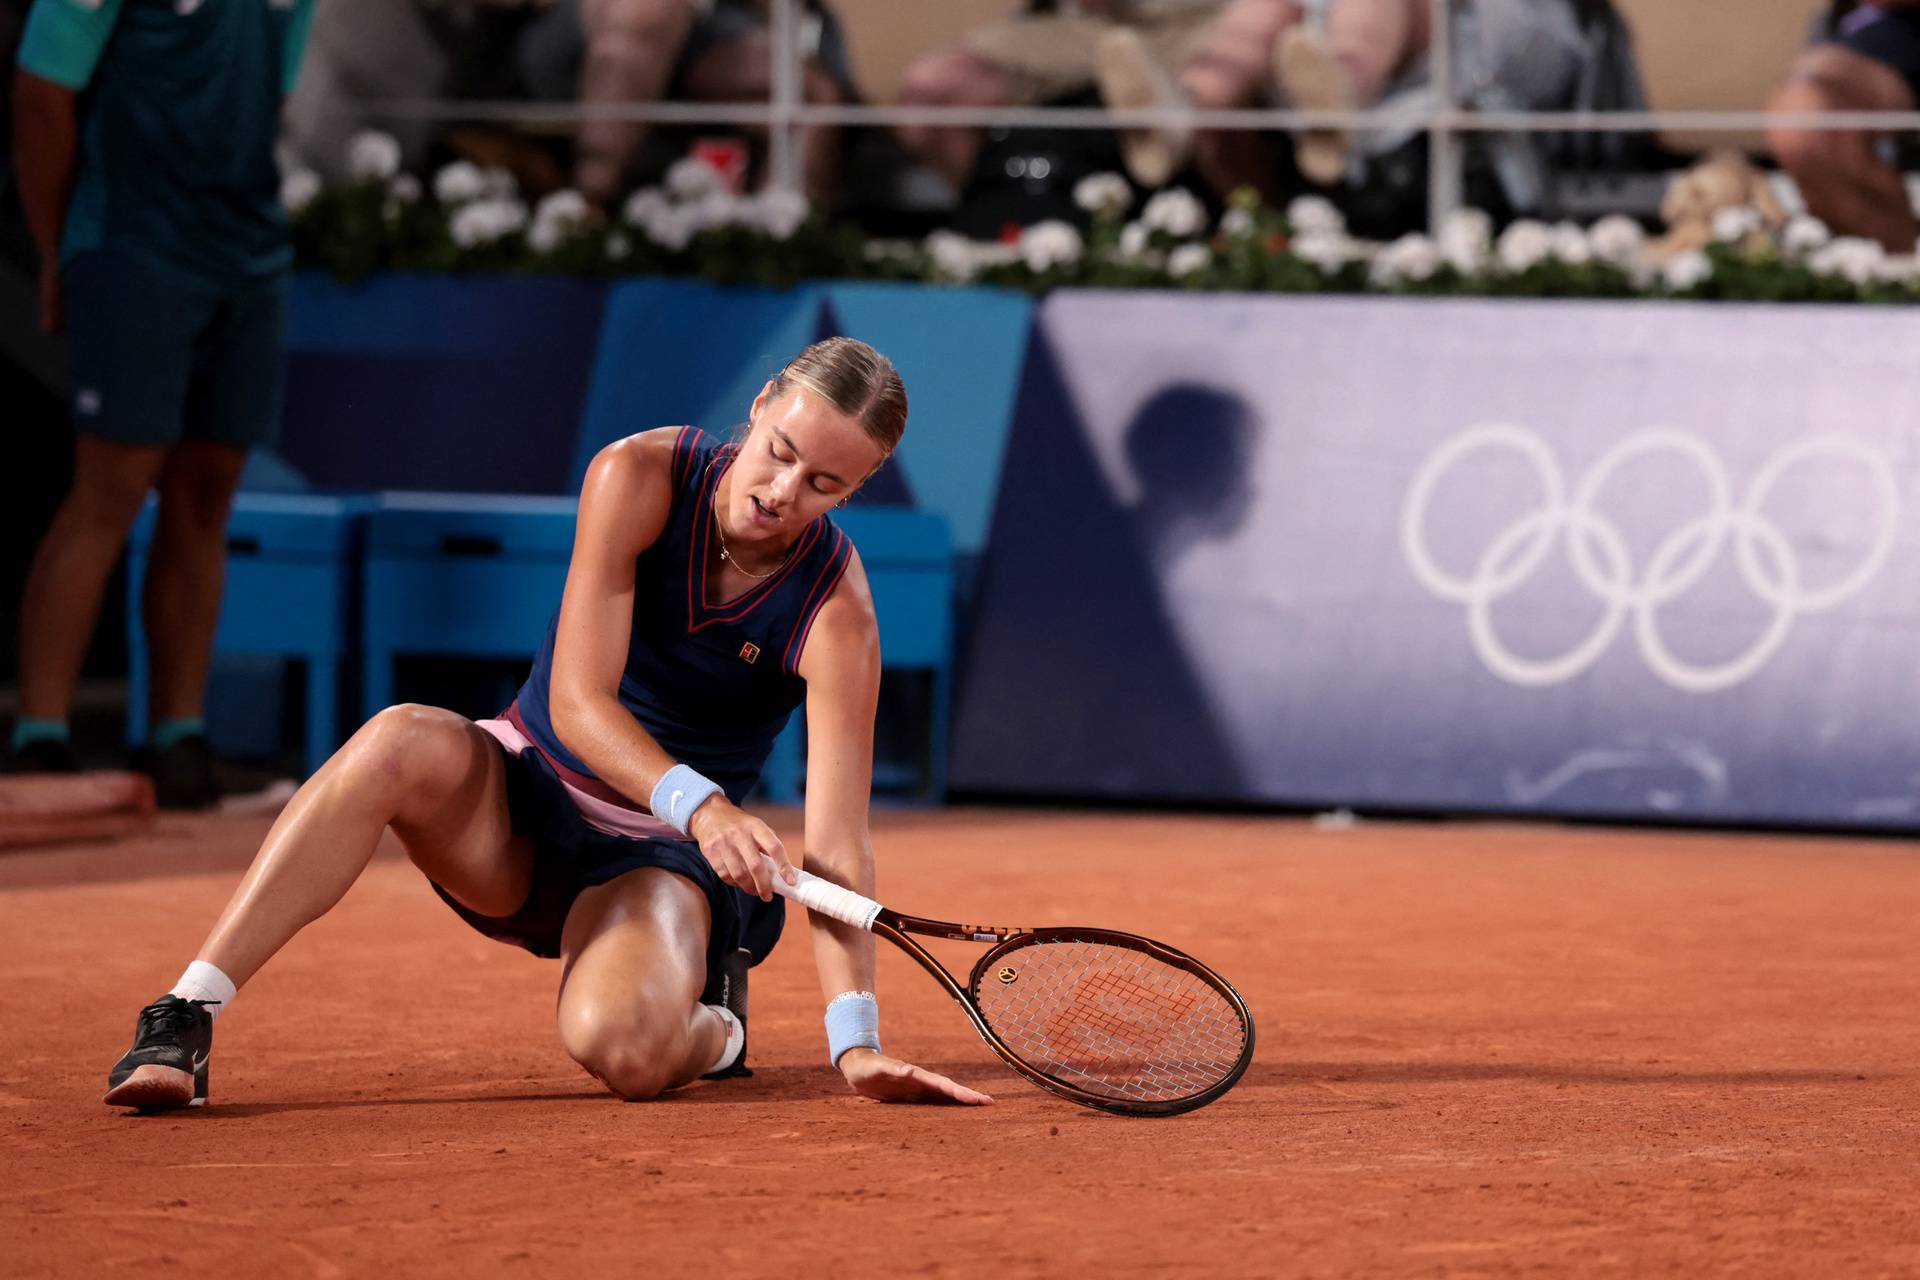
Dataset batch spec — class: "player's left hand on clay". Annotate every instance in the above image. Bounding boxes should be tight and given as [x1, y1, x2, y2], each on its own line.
[838, 1047, 993, 1105]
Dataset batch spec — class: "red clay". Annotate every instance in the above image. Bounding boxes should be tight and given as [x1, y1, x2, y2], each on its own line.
[5, 808, 1919, 1277]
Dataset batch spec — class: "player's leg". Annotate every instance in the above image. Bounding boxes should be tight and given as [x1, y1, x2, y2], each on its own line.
[1768, 44, 1919, 252]
[105, 706, 534, 1109]
[554, 867, 736, 1099]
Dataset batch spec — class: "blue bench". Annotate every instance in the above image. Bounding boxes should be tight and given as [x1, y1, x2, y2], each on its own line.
[360, 493, 578, 721]
[358, 495, 954, 803]
[126, 493, 366, 773]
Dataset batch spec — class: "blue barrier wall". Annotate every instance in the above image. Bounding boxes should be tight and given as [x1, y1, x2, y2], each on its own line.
[951, 291, 1920, 828]
[276, 276, 1920, 828]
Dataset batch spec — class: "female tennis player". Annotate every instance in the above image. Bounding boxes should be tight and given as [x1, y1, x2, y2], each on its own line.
[103, 337, 992, 1111]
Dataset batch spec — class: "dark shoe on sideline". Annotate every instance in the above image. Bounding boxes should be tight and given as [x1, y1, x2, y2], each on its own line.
[104, 995, 215, 1111]
[133, 734, 220, 810]
[1, 738, 81, 774]
[700, 947, 752, 1080]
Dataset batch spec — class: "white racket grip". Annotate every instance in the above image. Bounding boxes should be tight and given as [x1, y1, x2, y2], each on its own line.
[763, 856, 883, 931]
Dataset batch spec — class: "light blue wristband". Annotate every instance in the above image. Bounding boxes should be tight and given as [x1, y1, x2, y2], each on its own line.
[650, 764, 723, 836]
[825, 991, 881, 1068]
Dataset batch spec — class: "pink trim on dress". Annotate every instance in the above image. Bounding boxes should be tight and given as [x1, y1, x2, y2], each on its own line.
[474, 715, 681, 842]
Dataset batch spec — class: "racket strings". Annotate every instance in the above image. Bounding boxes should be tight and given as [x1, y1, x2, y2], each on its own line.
[974, 939, 1247, 1104]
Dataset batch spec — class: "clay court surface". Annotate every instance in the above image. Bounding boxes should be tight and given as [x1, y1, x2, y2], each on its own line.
[6, 808, 1920, 1277]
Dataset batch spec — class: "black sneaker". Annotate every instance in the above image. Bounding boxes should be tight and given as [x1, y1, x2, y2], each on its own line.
[132, 734, 220, 810]
[103, 995, 215, 1111]
[1, 737, 81, 774]
[700, 947, 752, 1080]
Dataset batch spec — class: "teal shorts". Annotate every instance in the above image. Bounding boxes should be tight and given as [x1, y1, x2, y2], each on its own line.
[62, 249, 287, 450]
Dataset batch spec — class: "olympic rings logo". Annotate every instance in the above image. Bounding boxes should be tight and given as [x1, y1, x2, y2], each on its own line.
[1400, 424, 1900, 693]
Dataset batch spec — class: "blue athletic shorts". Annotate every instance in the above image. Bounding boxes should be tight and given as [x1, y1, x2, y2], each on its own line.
[429, 738, 785, 977]
[62, 249, 287, 450]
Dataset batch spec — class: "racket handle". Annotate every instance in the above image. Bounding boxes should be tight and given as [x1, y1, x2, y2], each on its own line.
[762, 855, 883, 931]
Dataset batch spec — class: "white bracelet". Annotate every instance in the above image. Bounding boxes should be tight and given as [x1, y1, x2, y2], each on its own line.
[825, 990, 880, 1067]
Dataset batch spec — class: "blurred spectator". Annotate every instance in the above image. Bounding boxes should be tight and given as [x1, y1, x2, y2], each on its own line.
[8, 0, 312, 805]
[893, 1, 1229, 195]
[1102, 0, 1594, 198]
[1768, 1, 1920, 251]
[285, 0, 856, 210]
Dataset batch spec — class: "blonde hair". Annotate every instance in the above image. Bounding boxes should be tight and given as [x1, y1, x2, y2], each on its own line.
[772, 337, 908, 456]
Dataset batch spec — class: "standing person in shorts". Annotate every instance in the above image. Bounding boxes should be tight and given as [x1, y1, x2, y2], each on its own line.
[1769, 1, 1920, 252]
[102, 338, 992, 1113]
[8, 0, 315, 805]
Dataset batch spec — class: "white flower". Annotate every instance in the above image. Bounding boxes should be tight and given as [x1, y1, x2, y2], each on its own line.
[747, 188, 810, 241]
[433, 161, 487, 205]
[1370, 232, 1441, 285]
[346, 130, 402, 184]
[926, 230, 980, 280]
[666, 156, 726, 201]
[686, 190, 744, 234]
[1292, 233, 1357, 274]
[1783, 214, 1832, 257]
[1661, 248, 1712, 292]
[1219, 206, 1255, 238]
[1118, 221, 1151, 261]
[622, 187, 669, 229]
[1073, 172, 1132, 217]
[1808, 236, 1885, 287]
[1166, 243, 1211, 278]
[1549, 221, 1592, 267]
[1496, 219, 1552, 273]
[1437, 207, 1491, 274]
[1587, 214, 1645, 268]
[529, 191, 591, 255]
[645, 205, 698, 252]
[1711, 205, 1764, 244]
[1019, 220, 1084, 273]
[1140, 188, 1207, 239]
[535, 189, 590, 231]
[1879, 253, 1920, 285]
[448, 197, 529, 249]
[280, 168, 322, 215]
[387, 173, 422, 205]
[607, 231, 632, 261]
[1285, 194, 1345, 239]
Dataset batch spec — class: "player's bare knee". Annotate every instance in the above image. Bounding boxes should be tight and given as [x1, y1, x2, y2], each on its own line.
[560, 1006, 676, 1099]
[346, 704, 468, 801]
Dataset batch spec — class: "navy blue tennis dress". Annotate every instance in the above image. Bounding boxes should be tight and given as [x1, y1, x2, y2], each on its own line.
[431, 427, 853, 976]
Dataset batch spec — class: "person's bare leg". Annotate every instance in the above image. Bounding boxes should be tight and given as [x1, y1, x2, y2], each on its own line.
[555, 867, 728, 1099]
[1178, 0, 1302, 198]
[575, 0, 698, 205]
[1320, 0, 1428, 108]
[1769, 46, 1919, 252]
[193, 705, 533, 987]
[142, 441, 246, 725]
[895, 48, 1016, 193]
[16, 438, 167, 723]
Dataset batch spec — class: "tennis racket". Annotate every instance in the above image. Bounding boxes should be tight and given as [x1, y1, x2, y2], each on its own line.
[766, 857, 1254, 1117]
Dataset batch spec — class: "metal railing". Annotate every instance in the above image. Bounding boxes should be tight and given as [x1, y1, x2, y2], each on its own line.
[361, 0, 1913, 233]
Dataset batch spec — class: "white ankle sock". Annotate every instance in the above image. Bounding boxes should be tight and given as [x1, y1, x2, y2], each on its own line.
[169, 961, 238, 1021]
[705, 1003, 744, 1074]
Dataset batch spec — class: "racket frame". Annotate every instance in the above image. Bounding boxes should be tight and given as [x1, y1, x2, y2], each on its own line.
[872, 907, 1256, 1117]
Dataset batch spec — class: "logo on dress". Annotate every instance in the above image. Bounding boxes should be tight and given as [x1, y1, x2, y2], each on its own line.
[738, 642, 760, 664]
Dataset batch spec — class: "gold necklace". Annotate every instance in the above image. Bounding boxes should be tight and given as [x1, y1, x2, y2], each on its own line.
[709, 453, 794, 580]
